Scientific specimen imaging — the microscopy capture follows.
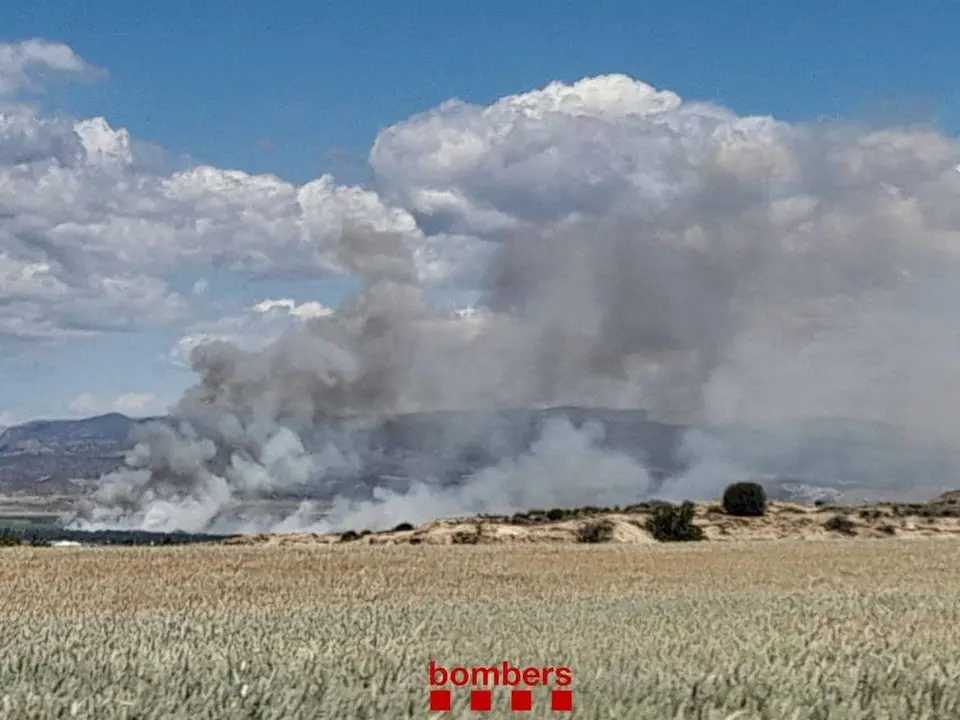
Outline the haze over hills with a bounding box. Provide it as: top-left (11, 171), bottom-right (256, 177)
top-left (1, 409), bottom-right (956, 515)
top-left (0, 414), bottom-right (168, 495)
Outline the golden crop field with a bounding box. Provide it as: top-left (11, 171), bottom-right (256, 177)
top-left (2, 540), bottom-right (960, 719)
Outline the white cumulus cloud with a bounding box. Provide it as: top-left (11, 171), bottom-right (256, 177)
top-left (0, 39), bottom-right (480, 344)
top-left (169, 297), bottom-right (338, 368)
top-left (0, 39), bottom-right (104, 97)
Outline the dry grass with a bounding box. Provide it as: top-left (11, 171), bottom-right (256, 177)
top-left (3, 540), bottom-right (960, 717)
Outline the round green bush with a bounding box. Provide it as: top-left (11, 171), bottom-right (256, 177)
top-left (645, 502), bottom-right (705, 542)
top-left (575, 519), bottom-right (615, 543)
top-left (722, 482), bottom-right (767, 517)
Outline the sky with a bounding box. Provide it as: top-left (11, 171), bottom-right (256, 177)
top-left (2, 0), bottom-right (960, 425)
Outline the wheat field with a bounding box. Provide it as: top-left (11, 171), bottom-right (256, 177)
top-left (2, 540), bottom-right (960, 718)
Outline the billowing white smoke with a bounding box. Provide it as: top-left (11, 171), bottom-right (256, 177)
top-left (68, 74), bottom-right (960, 533)
top-left (303, 419), bottom-right (655, 533)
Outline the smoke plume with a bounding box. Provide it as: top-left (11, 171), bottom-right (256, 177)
top-left (69, 75), bottom-right (960, 533)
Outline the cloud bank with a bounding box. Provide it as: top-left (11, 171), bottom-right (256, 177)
top-left (0, 39), bottom-right (104, 97)
top-left (4, 41), bottom-right (960, 531)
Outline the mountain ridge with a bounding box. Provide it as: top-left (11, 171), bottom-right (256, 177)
top-left (0, 409), bottom-right (956, 505)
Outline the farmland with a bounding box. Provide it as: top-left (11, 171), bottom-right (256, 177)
top-left (2, 539), bottom-right (960, 718)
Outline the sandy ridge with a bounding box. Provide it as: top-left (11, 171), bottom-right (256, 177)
top-left (223, 491), bottom-right (960, 547)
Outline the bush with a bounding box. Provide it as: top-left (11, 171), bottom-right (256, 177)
top-left (26, 532), bottom-right (51, 547)
top-left (0, 530), bottom-right (21, 547)
top-left (390, 522), bottom-right (414, 532)
top-left (824, 514), bottom-right (857, 536)
top-left (646, 502), bottom-right (705, 542)
top-left (575, 519), bottom-right (615, 543)
top-left (918, 503), bottom-right (960, 519)
top-left (451, 526), bottom-right (482, 544)
top-left (722, 482), bottom-right (767, 517)
top-left (339, 530), bottom-right (361, 543)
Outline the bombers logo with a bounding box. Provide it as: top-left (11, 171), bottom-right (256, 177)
top-left (428, 660), bottom-right (573, 712)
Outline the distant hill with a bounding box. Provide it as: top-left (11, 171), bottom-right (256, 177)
top-left (0, 413), bottom-right (168, 494)
top-left (0, 413), bottom-right (166, 456)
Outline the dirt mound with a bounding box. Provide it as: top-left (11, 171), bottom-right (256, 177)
top-left (222, 494), bottom-right (960, 547)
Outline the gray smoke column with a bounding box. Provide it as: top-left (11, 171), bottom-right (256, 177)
top-left (69, 76), bottom-right (960, 533)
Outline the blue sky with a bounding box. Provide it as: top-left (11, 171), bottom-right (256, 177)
top-left (8, 0), bottom-right (959, 181)
top-left (1, 0), bottom-right (960, 423)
